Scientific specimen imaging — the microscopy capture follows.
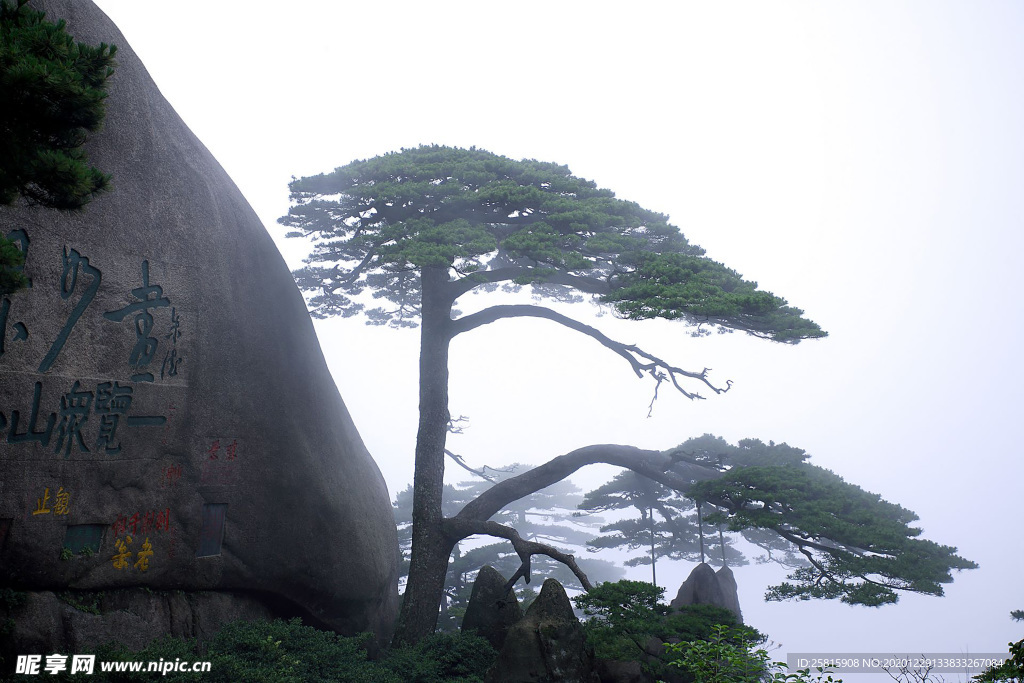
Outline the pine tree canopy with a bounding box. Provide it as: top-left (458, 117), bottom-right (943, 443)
top-left (686, 456), bottom-right (979, 606)
top-left (580, 470), bottom-right (745, 568)
top-left (1, 0), bottom-right (117, 296)
top-left (0, 0), bottom-right (116, 210)
top-left (576, 435), bottom-right (976, 607)
top-left (280, 145), bottom-right (826, 342)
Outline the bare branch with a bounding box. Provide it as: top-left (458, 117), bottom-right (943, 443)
top-left (442, 517), bottom-right (594, 593)
top-left (449, 304), bottom-right (731, 403)
top-left (647, 371), bottom-right (665, 417)
top-left (445, 449), bottom-right (497, 483)
top-left (447, 415), bottom-right (470, 435)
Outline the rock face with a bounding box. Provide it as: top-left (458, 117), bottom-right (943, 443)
top-left (594, 659), bottom-right (650, 683)
top-left (714, 565), bottom-right (743, 623)
top-left (486, 579), bottom-right (598, 683)
top-left (0, 0), bottom-right (398, 650)
top-left (669, 563), bottom-right (742, 623)
top-left (2, 589), bottom-right (277, 658)
top-left (462, 565), bottom-right (522, 651)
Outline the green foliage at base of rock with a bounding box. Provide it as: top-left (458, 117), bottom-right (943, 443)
top-left (381, 631), bottom-right (497, 683)
top-left (0, 588), bottom-right (26, 611)
top-left (201, 619), bottom-right (387, 683)
top-left (574, 579), bottom-right (759, 681)
top-left (665, 624), bottom-right (843, 683)
top-left (55, 590), bottom-right (102, 615)
top-left (4, 618), bottom-right (497, 683)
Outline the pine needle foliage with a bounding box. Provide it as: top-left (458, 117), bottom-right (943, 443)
top-left (0, 0), bottom-right (116, 209)
top-left (689, 460), bottom-right (978, 606)
top-left (0, 0), bottom-right (117, 294)
top-left (280, 145), bottom-right (825, 342)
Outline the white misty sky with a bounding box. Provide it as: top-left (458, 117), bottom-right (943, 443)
top-left (92, 1), bottom-right (1024, 679)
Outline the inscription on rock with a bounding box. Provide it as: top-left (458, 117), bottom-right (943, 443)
top-left (1, 230), bottom-right (188, 464)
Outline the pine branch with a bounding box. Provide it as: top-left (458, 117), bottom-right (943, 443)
top-left (446, 266), bottom-right (610, 299)
top-left (449, 304), bottom-right (731, 403)
top-left (444, 448), bottom-right (497, 483)
top-left (442, 517), bottom-right (594, 593)
top-left (454, 444), bottom-right (724, 526)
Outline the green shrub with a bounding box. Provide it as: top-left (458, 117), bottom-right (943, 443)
top-left (56, 590), bottom-right (101, 615)
top-left (663, 603), bottom-right (753, 642)
top-left (8, 618), bottom-right (498, 683)
top-left (574, 579), bottom-right (758, 681)
top-left (665, 624), bottom-right (769, 683)
top-left (665, 624), bottom-right (842, 683)
top-left (974, 637), bottom-right (1023, 683)
top-left (203, 619), bottom-right (390, 683)
top-left (382, 631), bottom-right (497, 683)
top-left (0, 588), bottom-right (26, 610)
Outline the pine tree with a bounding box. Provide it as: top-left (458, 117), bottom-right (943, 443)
top-left (580, 470), bottom-right (743, 586)
top-left (280, 145), bottom-right (971, 644)
top-left (1, 0), bottom-right (117, 294)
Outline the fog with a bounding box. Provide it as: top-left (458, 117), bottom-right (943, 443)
top-left (93, 2), bottom-right (1024, 679)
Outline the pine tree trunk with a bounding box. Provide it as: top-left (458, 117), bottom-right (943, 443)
top-left (697, 502), bottom-right (705, 564)
top-left (649, 505), bottom-right (657, 586)
top-left (393, 267), bottom-right (456, 646)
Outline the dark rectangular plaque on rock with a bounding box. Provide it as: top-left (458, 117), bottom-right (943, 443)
top-left (0, 518), bottom-right (12, 550)
top-left (196, 503), bottom-right (227, 557)
top-left (63, 524), bottom-right (105, 553)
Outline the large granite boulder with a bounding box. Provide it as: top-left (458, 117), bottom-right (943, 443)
top-left (669, 563), bottom-right (742, 623)
top-left (1, 588), bottom-right (277, 657)
top-left (486, 579), bottom-right (599, 683)
top-left (0, 0), bottom-right (398, 650)
top-left (462, 565), bottom-right (522, 651)
top-left (714, 565), bottom-right (743, 623)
